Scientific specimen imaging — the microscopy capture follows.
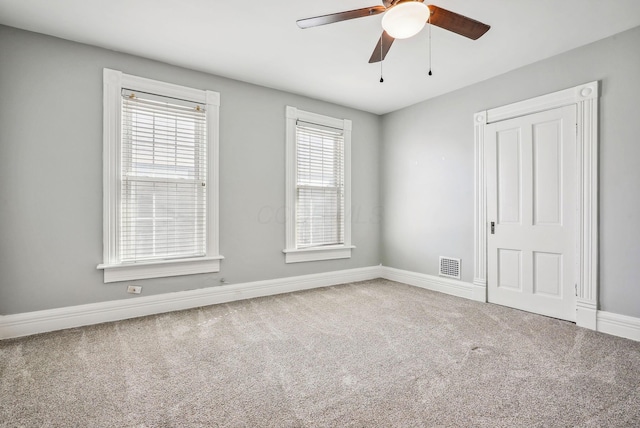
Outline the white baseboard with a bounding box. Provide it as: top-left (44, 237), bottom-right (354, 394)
top-left (381, 267), bottom-right (640, 342)
top-left (381, 266), bottom-right (483, 301)
top-left (597, 311), bottom-right (640, 342)
top-left (0, 265), bottom-right (382, 340)
top-left (576, 299), bottom-right (598, 330)
top-left (3, 264), bottom-right (639, 343)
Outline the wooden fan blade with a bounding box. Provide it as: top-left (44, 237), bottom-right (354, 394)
top-left (368, 31), bottom-right (395, 63)
top-left (297, 6), bottom-right (386, 29)
top-left (427, 5), bottom-right (490, 40)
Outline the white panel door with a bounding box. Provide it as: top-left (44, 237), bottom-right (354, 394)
top-left (486, 105), bottom-right (577, 321)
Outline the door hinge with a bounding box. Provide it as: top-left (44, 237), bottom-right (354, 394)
top-left (575, 283), bottom-right (578, 296)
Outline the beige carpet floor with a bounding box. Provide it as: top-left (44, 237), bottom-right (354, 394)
top-left (1, 279), bottom-right (640, 427)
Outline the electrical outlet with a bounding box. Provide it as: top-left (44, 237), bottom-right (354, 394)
top-left (127, 285), bottom-right (142, 294)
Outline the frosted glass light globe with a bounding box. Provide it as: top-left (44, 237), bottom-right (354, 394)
top-left (382, 2), bottom-right (430, 39)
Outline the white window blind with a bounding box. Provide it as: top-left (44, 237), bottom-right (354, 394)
top-left (120, 90), bottom-right (207, 262)
top-left (295, 121), bottom-right (344, 248)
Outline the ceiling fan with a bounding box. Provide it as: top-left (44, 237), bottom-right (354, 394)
top-left (297, 0), bottom-right (490, 63)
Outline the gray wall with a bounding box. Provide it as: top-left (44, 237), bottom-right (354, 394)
top-left (2, 23), bottom-right (639, 320)
top-left (0, 25), bottom-right (382, 315)
top-left (381, 25), bottom-right (640, 318)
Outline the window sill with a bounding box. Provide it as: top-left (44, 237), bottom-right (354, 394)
top-left (283, 245), bottom-right (354, 264)
top-left (97, 255), bottom-right (224, 283)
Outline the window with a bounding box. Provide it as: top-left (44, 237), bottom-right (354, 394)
top-left (98, 69), bottom-right (222, 282)
top-left (284, 106), bottom-right (354, 263)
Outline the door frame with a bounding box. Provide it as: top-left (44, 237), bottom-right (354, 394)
top-left (473, 81), bottom-right (599, 329)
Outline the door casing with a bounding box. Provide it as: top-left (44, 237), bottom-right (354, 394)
top-left (473, 81), bottom-right (599, 329)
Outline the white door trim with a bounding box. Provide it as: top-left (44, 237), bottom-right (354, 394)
top-left (474, 81), bottom-right (599, 329)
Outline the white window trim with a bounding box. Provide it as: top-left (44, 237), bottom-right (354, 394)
top-left (98, 69), bottom-right (223, 283)
top-left (284, 106), bottom-right (354, 263)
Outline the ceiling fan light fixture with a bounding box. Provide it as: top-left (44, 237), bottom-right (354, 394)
top-left (381, 1), bottom-right (430, 39)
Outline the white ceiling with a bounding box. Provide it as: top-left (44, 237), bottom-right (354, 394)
top-left (1, 0), bottom-right (639, 114)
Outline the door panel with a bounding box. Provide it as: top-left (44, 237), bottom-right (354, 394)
top-left (533, 120), bottom-right (562, 226)
top-left (533, 252), bottom-right (562, 297)
top-left (497, 128), bottom-right (522, 225)
top-left (486, 105), bottom-right (576, 321)
top-left (498, 249), bottom-right (522, 290)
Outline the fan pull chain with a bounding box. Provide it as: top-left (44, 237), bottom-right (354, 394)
top-left (379, 36), bottom-right (384, 83)
top-left (428, 13), bottom-right (433, 76)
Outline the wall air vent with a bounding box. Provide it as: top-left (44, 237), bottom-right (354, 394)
top-left (439, 256), bottom-right (461, 280)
